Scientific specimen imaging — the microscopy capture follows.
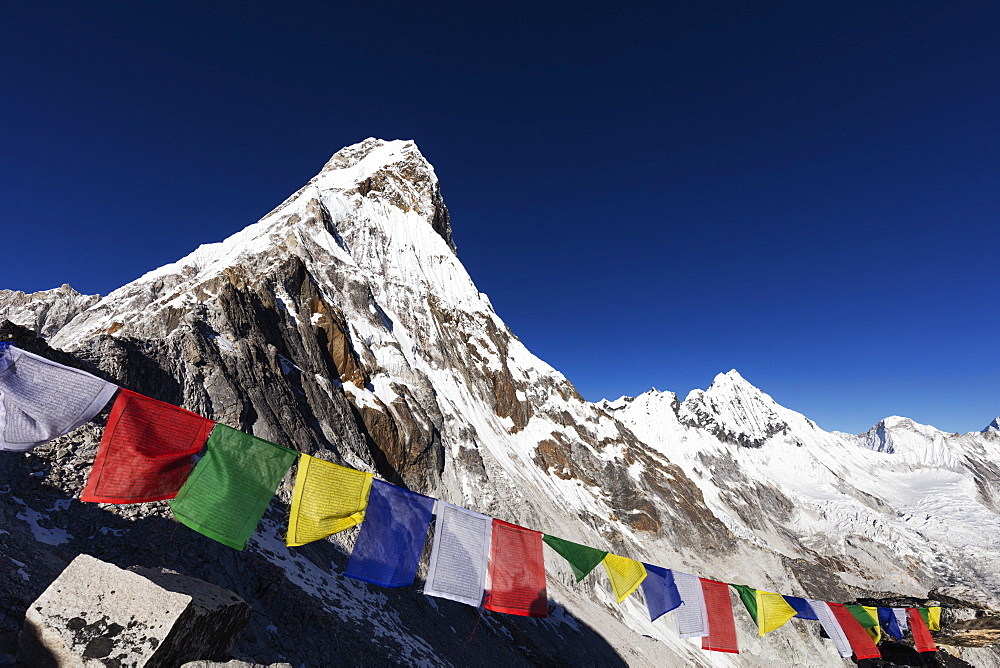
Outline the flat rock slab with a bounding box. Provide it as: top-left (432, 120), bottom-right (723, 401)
top-left (18, 554), bottom-right (250, 667)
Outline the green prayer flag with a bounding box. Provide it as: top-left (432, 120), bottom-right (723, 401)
top-left (918, 607), bottom-right (930, 626)
top-left (542, 534), bottom-right (607, 582)
top-left (169, 424), bottom-right (297, 550)
top-left (730, 584), bottom-right (759, 624)
top-left (845, 604), bottom-right (879, 628)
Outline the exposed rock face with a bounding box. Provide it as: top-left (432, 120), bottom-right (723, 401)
top-left (17, 554), bottom-right (250, 667)
top-left (0, 286), bottom-right (99, 339)
top-left (1, 138), bottom-right (998, 666)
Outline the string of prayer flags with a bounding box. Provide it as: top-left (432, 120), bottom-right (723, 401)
top-left (640, 564), bottom-right (681, 621)
top-left (756, 590), bottom-right (798, 636)
top-left (926, 606), bottom-right (941, 631)
top-left (168, 424), bottom-right (296, 550)
top-left (908, 608), bottom-right (938, 653)
top-left (730, 584), bottom-right (758, 624)
top-left (286, 454), bottom-right (373, 546)
top-left (700, 578), bottom-right (739, 654)
top-left (424, 501), bottom-right (492, 607)
top-left (878, 606), bottom-right (903, 641)
top-left (485, 520), bottom-right (547, 617)
top-left (673, 572), bottom-right (709, 638)
top-left (81, 389), bottom-right (214, 504)
top-left (810, 600), bottom-right (854, 659)
top-left (345, 480), bottom-right (435, 587)
top-left (828, 602), bottom-right (881, 660)
top-left (862, 605), bottom-right (882, 644)
top-left (601, 553), bottom-right (646, 603)
top-left (783, 596), bottom-right (818, 620)
top-left (541, 534), bottom-right (607, 582)
top-left (0, 345), bottom-right (117, 452)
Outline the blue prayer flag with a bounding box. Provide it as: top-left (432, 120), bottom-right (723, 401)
top-left (344, 480), bottom-right (435, 588)
top-left (783, 596), bottom-right (818, 620)
top-left (640, 563), bottom-right (682, 621)
top-left (878, 606), bottom-right (903, 641)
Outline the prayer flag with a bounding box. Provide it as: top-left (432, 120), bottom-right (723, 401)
top-left (286, 454), bottom-right (373, 546)
top-left (893, 607), bottom-right (909, 634)
top-left (345, 479), bottom-right (435, 587)
top-left (730, 584), bottom-right (758, 624)
top-left (424, 501), bottom-right (492, 607)
top-left (0, 345), bottom-right (117, 452)
top-left (485, 520), bottom-right (547, 617)
top-left (828, 602), bottom-right (881, 660)
top-left (81, 389), bottom-right (214, 503)
top-left (601, 553), bottom-right (646, 603)
top-left (640, 564), bottom-right (682, 621)
top-left (169, 425), bottom-right (296, 550)
top-left (878, 607), bottom-right (903, 641)
top-left (756, 590), bottom-right (798, 636)
top-left (810, 600), bottom-right (853, 659)
top-left (700, 578), bottom-right (739, 654)
top-left (918, 606), bottom-right (930, 626)
top-left (783, 596), bottom-right (818, 620)
top-left (673, 572), bottom-right (709, 638)
top-left (541, 534), bottom-right (607, 582)
top-left (907, 608), bottom-right (937, 653)
top-left (862, 605), bottom-right (882, 644)
top-left (846, 604), bottom-right (879, 628)
top-left (927, 606), bottom-right (941, 631)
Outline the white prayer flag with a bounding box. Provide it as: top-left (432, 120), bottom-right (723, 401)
top-left (672, 571), bottom-right (709, 638)
top-left (809, 599), bottom-right (853, 659)
top-left (0, 346), bottom-right (117, 452)
top-left (424, 501), bottom-right (492, 607)
top-left (893, 607), bottom-right (909, 634)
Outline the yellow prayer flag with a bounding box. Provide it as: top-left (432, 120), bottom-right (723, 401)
top-left (927, 606), bottom-right (941, 631)
top-left (755, 590), bottom-right (798, 636)
top-left (602, 553), bottom-right (647, 603)
top-left (286, 454), bottom-right (373, 547)
top-left (862, 606), bottom-right (882, 644)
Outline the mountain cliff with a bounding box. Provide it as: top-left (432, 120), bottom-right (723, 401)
top-left (2, 138), bottom-right (998, 666)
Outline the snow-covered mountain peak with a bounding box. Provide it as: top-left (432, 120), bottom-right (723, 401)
top-left (678, 369), bottom-right (796, 448)
top-left (861, 415), bottom-right (948, 454)
top-left (984, 417), bottom-right (1000, 433)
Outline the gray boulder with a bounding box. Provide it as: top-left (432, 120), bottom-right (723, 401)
top-left (17, 554), bottom-right (251, 667)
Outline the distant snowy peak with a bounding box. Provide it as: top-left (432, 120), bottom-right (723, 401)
top-left (860, 415), bottom-right (948, 454)
top-left (984, 417), bottom-right (1000, 433)
top-left (679, 370), bottom-right (797, 447)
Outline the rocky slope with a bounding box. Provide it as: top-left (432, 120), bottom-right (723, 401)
top-left (1, 138), bottom-right (998, 666)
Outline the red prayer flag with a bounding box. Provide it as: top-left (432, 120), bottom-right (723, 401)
top-left (828, 602), bottom-right (881, 660)
top-left (700, 578), bottom-right (739, 654)
top-left (484, 520), bottom-right (547, 617)
top-left (907, 608), bottom-right (937, 653)
top-left (81, 389), bottom-right (215, 503)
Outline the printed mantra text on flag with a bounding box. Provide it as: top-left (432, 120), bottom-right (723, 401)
top-left (701, 578), bottom-right (739, 654)
top-left (344, 480), bottom-right (435, 587)
top-left (0, 345), bottom-right (117, 452)
top-left (423, 501), bottom-right (492, 607)
top-left (485, 520), bottom-right (547, 617)
top-left (286, 454), bottom-right (373, 546)
top-left (168, 424), bottom-right (296, 550)
top-left (81, 389), bottom-right (215, 503)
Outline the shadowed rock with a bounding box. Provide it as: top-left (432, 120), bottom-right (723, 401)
top-left (17, 554), bottom-right (250, 667)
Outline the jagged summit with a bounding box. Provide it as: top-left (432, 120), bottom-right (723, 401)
top-left (860, 416), bottom-right (948, 454)
top-left (984, 417), bottom-right (1000, 433)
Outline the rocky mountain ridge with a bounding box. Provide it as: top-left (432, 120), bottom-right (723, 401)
top-left (2, 138), bottom-right (998, 666)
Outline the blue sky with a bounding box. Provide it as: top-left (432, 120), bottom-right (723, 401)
top-left (3, 2), bottom-right (998, 434)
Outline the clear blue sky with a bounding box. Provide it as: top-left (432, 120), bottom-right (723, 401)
top-left (3, 2), bottom-right (998, 434)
